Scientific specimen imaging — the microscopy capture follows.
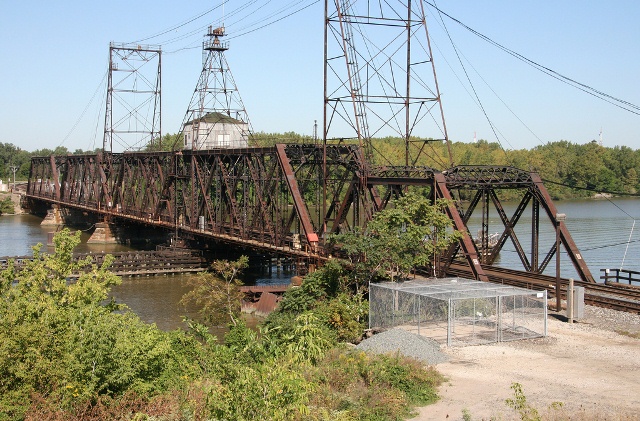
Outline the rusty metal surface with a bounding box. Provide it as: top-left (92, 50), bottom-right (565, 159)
top-left (26, 147), bottom-right (595, 284)
top-left (248, 291), bottom-right (280, 317)
top-left (26, 145), bottom-right (371, 258)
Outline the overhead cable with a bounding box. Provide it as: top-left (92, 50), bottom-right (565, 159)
top-left (423, 1), bottom-right (640, 116)
top-left (541, 178), bottom-right (640, 198)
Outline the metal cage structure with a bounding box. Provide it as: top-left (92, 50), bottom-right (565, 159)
top-left (369, 278), bottom-right (547, 346)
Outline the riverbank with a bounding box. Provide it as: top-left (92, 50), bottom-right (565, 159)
top-left (412, 306), bottom-right (640, 420)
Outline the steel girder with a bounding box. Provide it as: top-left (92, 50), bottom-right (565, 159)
top-left (437, 166), bottom-right (595, 283)
top-left (26, 145), bottom-right (373, 257)
top-left (26, 153), bottom-right (595, 282)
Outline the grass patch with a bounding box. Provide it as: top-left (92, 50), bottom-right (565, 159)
top-left (615, 330), bottom-right (640, 339)
top-left (307, 348), bottom-right (443, 420)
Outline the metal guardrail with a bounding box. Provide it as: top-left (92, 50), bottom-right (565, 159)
top-left (601, 268), bottom-right (640, 286)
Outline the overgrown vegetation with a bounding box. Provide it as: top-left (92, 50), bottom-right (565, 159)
top-left (0, 228), bottom-right (444, 420)
top-left (329, 192), bottom-right (462, 281)
top-left (180, 255), bottom-right (248, 327)
top-left (0, 196), bottom-right (14, 214)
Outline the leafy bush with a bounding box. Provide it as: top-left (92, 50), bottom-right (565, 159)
top-left (276, 259), bottom-right (343, 314)
top-left (330, 193), bottom-right (462, 282)
top-left (314, 292), bottom-right (369, 343)
top-left (267, 261), bottom-right (369, 345)
top-left (0, 230), bottom-right (443, 420)
top-left (205, 358), bottom-right (312, 420)
top-left (0, 197), bottom-right (14, 214)
top-left (180, 256), bottom-right (248, 327)
top-left (0, 230), bottom-right (196, 419)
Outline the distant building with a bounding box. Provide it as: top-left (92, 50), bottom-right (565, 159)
top-left (183, 112), bottom-right (249, 150)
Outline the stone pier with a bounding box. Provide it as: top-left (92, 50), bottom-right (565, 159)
top-left (87, 222), bottom-right (118, 244)
top-left (40, 206), bottom-right (64, 226)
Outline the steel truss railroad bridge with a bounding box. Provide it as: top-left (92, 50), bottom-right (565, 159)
top-left (24, 144), bottom-right (595, 285)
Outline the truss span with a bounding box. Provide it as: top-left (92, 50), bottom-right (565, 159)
top-left (25, 147), bottom-right (595, 283)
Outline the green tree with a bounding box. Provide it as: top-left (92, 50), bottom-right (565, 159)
top-left (181, 256), bottom-right (249, 327)
top-left (331, 192), bottom-right (462, 282)
top-left (145, 132), bottom-right (184, 151)
top-left (0, 197), bottom-right (14, 214)
top-left (0, 230), bottom-right (196, 418)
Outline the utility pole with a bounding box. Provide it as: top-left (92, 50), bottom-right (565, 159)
top-left (9, 164), bottom-right (18, 192)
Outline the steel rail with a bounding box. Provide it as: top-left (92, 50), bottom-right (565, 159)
top-left (446, 263), bottom-right (640, 314)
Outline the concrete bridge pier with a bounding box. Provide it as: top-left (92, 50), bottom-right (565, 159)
top-left (40, 205), bottom-right (64, 226)
top-left (87, 222), bottom-right (118, 244)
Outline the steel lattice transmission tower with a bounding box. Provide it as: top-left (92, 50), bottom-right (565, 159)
top-left (179, 26), bottom-right (252, 150)
top-left (104, 43), bottom-right (162, 152)
top-left (324, 0), bottom-right (452, 168)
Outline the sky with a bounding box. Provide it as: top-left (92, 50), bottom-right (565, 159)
top-left (1, 1), bottom-right (640, 153)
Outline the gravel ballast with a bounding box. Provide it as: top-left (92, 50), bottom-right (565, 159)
top-left (356, 328), bottom-right (448, 365)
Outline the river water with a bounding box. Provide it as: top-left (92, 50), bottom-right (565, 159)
top-left (1, 198), bottom-right (639, 329)
top-left (470, 197), bottom-right (640, 278)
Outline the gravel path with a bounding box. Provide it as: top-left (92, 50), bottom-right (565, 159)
top-left (410, 304), bottom-right (640, 421)
top-left (356, 328), bottom-right (448, 365)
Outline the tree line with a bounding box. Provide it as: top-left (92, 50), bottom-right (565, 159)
top-left (3, 134), bottom-right (638, 199)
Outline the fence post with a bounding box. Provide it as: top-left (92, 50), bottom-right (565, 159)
top-left (544, 290), bottom-right (548, 336)
top-left (417, 296), bottom-right (421, 335)
top-left (447, 298), bottom-right (452, 347)
top-left (497, 295), bottom-right (502, 342)
top-left (567, 278), bottom-right (574, 323)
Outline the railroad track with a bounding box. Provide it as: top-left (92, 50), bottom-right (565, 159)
top-left (1, 249), bottom-right (208, 278)
top-left (446, 263), bottom-right (640, 314)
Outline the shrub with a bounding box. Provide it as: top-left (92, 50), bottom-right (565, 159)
top-left (307, 349), bottom-right (443, 420)
top-left (0, 197), bottom-right (13, 214)
top-left (0, 230), bottom-right (198, 419)
top-left (314, 292), bottom-right (369, 343)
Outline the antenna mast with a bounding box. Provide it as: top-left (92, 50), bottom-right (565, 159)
top-left (178, 25), bottom-right (251, 150)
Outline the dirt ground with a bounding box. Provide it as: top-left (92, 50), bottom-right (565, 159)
top-left (412, 307), bottom-right (640, 421)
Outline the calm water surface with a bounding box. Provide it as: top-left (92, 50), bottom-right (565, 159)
top-left (2, 198), bottom-right (639, 329)
top-left (466, 197), bottom-right (640, 278)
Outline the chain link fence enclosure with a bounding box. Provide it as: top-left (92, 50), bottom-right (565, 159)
top-left (369, 278), bottom-right (547, 346)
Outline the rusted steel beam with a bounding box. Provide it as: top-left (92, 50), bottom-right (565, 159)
top-left (531, 173), bottom-right (595, 283)
top-left (96, 153), bottom-right (113, 210)
top-left (531, 196), bottom-right (540, 272)
top-left (488, 189), bottom-right (530, 269)
top-left (444, 166), bottom-right (532, 188)
top-left (433, 172), bottom-right (488, 282)
top-left (26, 148), bottom-right (595, 281)
top-left (276, 144), bottom-right (319, 247)
top-left (49, 155), bottom-right (61, 201)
